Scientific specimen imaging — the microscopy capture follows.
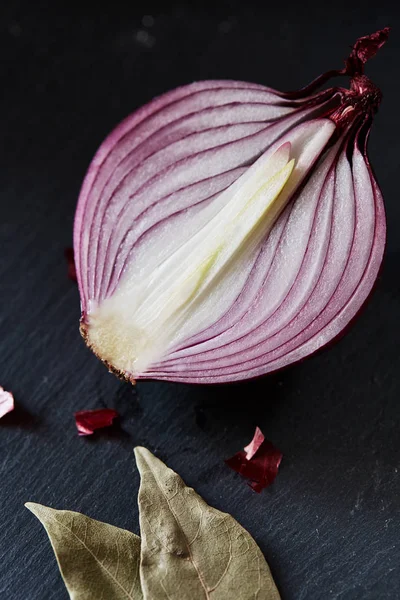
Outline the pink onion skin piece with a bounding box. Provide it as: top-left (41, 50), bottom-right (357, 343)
top-left (0, 387), bottom-right (14, 419)
top-left (244, 426), bottom-right (265, 460)
top-left (225, 427), bottom-right (283, 492)
top-left (74, 30), bottom-right (388, 385)
top-left (74, 408), bottom-right (119, 436)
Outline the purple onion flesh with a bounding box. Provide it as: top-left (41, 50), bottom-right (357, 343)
top-left (74, 29), bottom-right (389, 384)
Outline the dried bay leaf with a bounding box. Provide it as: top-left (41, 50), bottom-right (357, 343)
top-left (25, 450), bottom-right (281, 599)
top-left (135, 447), bottom-right (280, 600)
top-left (25, 503), bottom-right (143, 600)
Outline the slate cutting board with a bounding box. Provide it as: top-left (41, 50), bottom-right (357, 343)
top-left (1, 1), bottom-right (399, 598)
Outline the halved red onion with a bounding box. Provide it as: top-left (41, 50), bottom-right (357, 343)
top-left (74, 29), bottom-right (388, 384)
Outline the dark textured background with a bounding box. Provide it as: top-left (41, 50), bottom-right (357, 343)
top-left (1, 1), bottom-right (399, 599)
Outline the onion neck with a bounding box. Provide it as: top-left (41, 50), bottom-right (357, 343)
top-left (329, 75), bottom-right (382, 130)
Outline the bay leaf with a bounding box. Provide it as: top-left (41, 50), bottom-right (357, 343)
top-left (25, 503), bottom-right (143, 600)
top-left (134, 447), bottom-right (280, 600)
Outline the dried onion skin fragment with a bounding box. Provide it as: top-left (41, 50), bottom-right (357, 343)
top-left (74, 408), bottom-right (119, 436)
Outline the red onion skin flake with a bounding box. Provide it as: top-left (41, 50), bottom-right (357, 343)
top-left (226, 427), bottom-right (283, 493)
top-left (74, 29), bottom-right (389, 385)
top-left (74, 408), bottom-right (119, 436)
top-left (0, 387), bottom-right (14, 419)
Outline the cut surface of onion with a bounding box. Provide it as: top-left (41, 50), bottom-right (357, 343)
top-left (75, 30), bottom-right (388, 384)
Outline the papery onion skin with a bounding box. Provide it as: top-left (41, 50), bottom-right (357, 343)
top-left (0, 387), bottom-right (14, 419)
top-left (225, 427), bottom-right (283, 492)
top-left (74, 30), bottom-right (388, 384)
top-left (74, 408), bottom-right (119, 436)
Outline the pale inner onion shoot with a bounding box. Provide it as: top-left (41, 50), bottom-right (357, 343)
top-left (86, 120), bottom-right (335, 375)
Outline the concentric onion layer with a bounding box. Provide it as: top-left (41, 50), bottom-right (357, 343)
top-left (74, 80), bottom-right (385, 383)
top-left (149, 140), bottom-right (385, 382)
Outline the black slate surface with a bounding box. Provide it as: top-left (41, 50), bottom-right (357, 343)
top-left (1, 2), bottom-right (399, 599)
